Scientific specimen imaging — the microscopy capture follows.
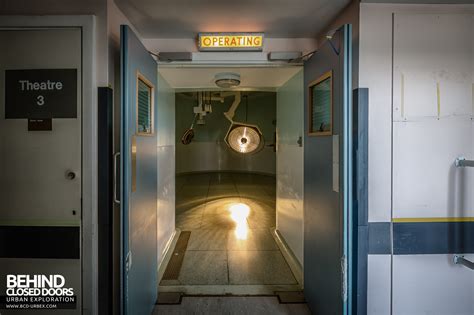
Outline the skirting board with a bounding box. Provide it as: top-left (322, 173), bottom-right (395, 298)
top-left (158, 228), bottom-right (181, 283)
top-left (271, 228), bottom-right (304, 286)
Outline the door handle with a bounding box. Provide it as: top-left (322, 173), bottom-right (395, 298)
top-left (114, 152), bottom-right (121, 204)
top-left (66, 171), bottom-right (76, 180)
top-left (455, 157), bottom-right (474, 168)
top-left (453, 255), bottom-right (474, 270)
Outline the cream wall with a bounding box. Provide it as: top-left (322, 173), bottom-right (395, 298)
top-left (276, 70), bottom-right (305, 266)
top-left (156, 73), bottom-right (176, 269)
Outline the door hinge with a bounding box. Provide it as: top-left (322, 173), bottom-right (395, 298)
top-left (125, 251), bottom-right (132, 273)
top-left (341, 255), bottom-right (348, 302)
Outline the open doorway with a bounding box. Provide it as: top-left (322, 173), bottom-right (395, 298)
top-left (157, 66), bottom-right (304, 295)
top-left (120, 24), bottom-right (353, 314)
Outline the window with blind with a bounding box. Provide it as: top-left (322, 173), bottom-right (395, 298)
top-left (308, 70), bottom-right (332, 136)
top-left (136, 76), bottom-right (153, 135)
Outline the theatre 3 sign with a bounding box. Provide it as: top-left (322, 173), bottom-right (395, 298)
top-left (198, 33), bottom-right (264, 51)
top-left (5, 69), bottom-right (77, 119)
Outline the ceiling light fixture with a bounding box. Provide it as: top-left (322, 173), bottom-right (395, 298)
top-left (215, 72), bottom-right (241, 88)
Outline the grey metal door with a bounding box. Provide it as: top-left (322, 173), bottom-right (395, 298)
top-left (120, 25), bottom-right (158, 315)
top-left (303, 24), bottom-right (353, 314)
top-left (0, 29), bottom-right (82, 314)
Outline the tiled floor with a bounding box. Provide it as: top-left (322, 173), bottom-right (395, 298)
top-left (160, 172), bottom-right (298, 290)
top-left (153, 296), bottom-right (311, 314)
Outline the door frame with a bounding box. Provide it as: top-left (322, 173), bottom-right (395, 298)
top-left (151, 46), bottom-right (358, 311)
top-left (158, 58), bottom-right (355, 298)
top-left (0, 15), bottom-right (97, 313)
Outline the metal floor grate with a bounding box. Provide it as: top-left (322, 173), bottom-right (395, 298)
top-left (161, 231), bottom-right (191, 281)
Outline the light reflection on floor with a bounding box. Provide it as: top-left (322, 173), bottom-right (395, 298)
top-left (161, 172), bottom-right (298, 288)
top-left (228, 203), bottom-right (250, 240)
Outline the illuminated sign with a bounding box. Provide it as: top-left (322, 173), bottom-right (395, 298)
top-left (198, 33), bottom-right (264, 51)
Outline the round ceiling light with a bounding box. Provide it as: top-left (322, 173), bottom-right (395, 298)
top-left (215, 72), bottom-right (241, 88)
top-left (225, 124), bottom-right (262, 154)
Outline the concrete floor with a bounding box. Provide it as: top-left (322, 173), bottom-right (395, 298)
top-left (153, 296), bottom-right (311, 314)
top-left (160, 172), bottom-right (299, 292)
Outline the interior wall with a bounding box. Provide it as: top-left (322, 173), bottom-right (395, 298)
top-left (360, 3), bottom-right (474, 315)
top-left (276, 70), bottom-right (304, 266)
top-left (156, 73), bottom-right (176, 267)
top-left (175, 92), bottom-right (277, 175)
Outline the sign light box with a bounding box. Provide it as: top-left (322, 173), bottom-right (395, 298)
top-left (198, 33), bottom-right (264, 51)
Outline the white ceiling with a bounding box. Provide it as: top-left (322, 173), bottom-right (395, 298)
top-left (114, 0), bottom-right (350, 38)
top-left (158, 66), bottom-right (302, 90)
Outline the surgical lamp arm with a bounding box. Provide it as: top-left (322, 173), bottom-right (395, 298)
top-left (222, 92), bottom-right (241, 123)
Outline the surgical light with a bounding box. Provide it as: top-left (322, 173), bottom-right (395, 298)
top-left (225, 123), bottom-right (263, 154)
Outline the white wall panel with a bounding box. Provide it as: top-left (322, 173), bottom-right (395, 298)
top-left (393, 255), bottom-right (474, 315)
top-left (367, 255), bottom-right (392, 315)
top-left (393, 118), bottom-right (474, 218)
top-left (156, 73), bottom-right (176, 266)
top-left (359, 4), bottom-right (393, 222)
top-left (393, 14), bottom-right (473, 121)
top-left (391, 13), bottom-right (474, 315)
top-left (276, 70), bottom-right (304, 266)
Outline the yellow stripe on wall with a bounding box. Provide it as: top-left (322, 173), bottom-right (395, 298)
top-left (393, 217), bottom-right (474, 223)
